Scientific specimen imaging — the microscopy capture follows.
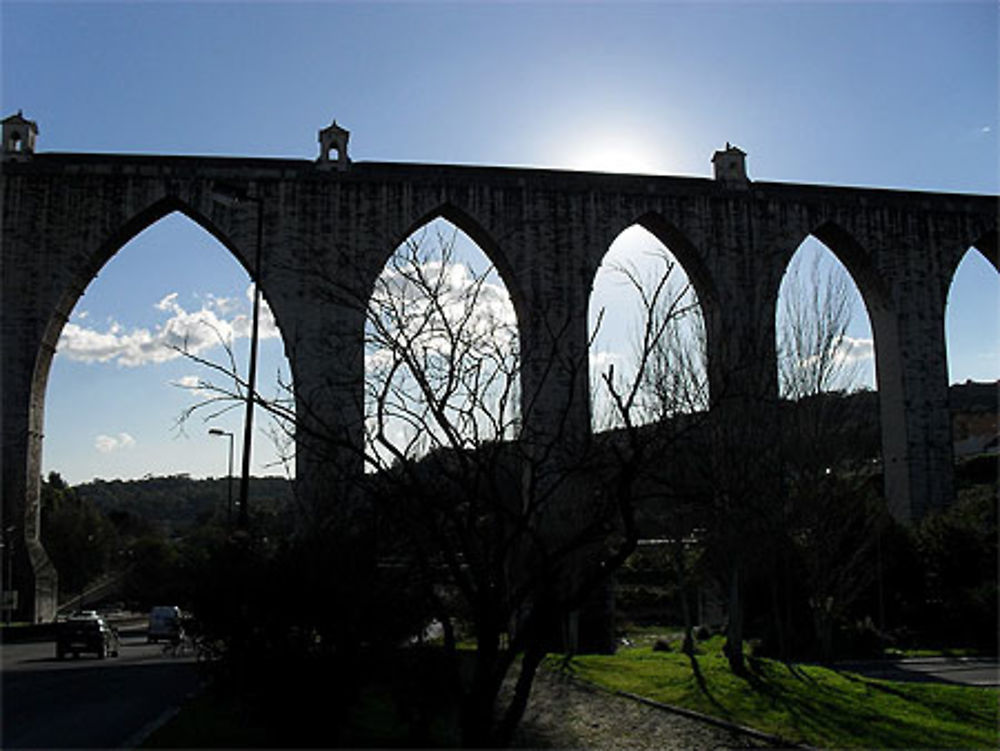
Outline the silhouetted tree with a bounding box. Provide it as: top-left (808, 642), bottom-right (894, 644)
top-left (40, 472), bottom-right (118, 599)
top-left (174, 227), bottom-right (685, 745)
top-left (776, 252), bottom-right (885, 661)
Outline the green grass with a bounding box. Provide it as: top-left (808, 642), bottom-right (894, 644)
top-left (142, 649), bottom-right (464, 748)
top-left (142, 689), bottom-right (274, 748)
top-left (554, 637), bottom-right (999, 749)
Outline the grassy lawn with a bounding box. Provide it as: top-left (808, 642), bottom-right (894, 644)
top-left (142, 689), bottom-right (276, 749)
top-left (142, 650), bottom-right (464, 749)
top-left (557, 636), bottom-right (999, 749)
top-left (144, 635), bottom-right (996, 749)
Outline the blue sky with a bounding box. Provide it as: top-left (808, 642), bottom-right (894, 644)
top-left (2, 1), bottom-right (997, 484)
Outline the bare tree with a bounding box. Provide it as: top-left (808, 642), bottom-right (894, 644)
top-left (591, 249), bottom-right (712, 655)
top-left (602, 246), bottom-right (881, 669)
top-left (776, 250), bottom-right (885, 661)
top-left (358, 229), bottom-right (699, 744)
top-left (777, 249), bottom-right (862, 401)
top-left (174, 227), bottom-right (689, 746)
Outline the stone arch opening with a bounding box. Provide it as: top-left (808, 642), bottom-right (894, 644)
top-left (38, 208), bottom-right (294, 516)
top-left (588, 221), bottom-right (710, 431)
top-left (970, 228), bottom-right (998, 274)
top-left (391, 203), bottom-right (525, 325)
top-left (945, 245), bottom-right (999, 461)
top-left (776, 234), bottom-right (877, 397)
top-left (363, 216), bottom-right (520, 469)
top-left (945, 244), bottom-right (1000, 384)
top-left (775, 234), bottom-right (882, 504)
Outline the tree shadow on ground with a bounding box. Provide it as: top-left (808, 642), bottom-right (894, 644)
top-left (838, 670), bottom-right (996, 726)
top-left (687, 652), bottom-right (728, 714)
top-left (739, 659), bottom-right (995, 749)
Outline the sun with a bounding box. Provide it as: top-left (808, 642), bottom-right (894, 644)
top-left (571, 144), bottom-right (657, 174)
top-left (560, 128), bottom-right (671, 175)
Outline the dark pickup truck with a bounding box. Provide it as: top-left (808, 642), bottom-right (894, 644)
top-left (55, 613), bottom-right (120, 659)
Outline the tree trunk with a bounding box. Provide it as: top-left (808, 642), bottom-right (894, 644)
top-left (811, 596), bottom-right (835, 663)
top-left (674, 546), bottom-right (695, 655)
top-left (460, 623), bottom-right (512, 747)
top-left (769, 575), bottom-right (786, 661)
top-left (723, 565), bottom-right (745, 674)
top-left (496, 642), bottom-right (546, 747)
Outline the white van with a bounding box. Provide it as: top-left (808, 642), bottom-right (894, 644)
top-left (147, 605), bottom-right (182, 643)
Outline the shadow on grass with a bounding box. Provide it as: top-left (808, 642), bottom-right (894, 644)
top-left (742, 660), bottom-right (997, 749)
top-left (839, 670), bottom-right (997, 726)
top-left (687, 652), bottom-right (728, 714)
top-left (784, 660), bottom-right (821, 688)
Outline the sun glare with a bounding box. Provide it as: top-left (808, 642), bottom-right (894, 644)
top-left (568, 144), bottom-right (658, 174)
top-left (558, 128), bottom-right (666, 175)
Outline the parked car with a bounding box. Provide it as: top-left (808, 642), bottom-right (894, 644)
top-left (56, 613), bottom-right (120, 659)
top-left (147, 605), bottom-right (183, 643)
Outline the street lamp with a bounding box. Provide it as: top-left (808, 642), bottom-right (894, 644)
top-left (209, 428), bottom-right (235, 525)
top-left (4, 525), bottom-right (15, 625)
top-left (211, 183), bottom-right (264, 530)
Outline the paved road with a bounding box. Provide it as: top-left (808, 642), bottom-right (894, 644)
top-left (2, 634), bottom-right (202, 749)
top-left (835, 656), bottom-right (1000, 687)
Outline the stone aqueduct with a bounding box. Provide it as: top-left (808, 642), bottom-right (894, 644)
top-left (2, 114), bottom-right (997, 622)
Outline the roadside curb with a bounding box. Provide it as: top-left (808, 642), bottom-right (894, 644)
top-left (119, 705), bottom-right (182, 750)
top-left (119, 682), bottom-right (206, 750)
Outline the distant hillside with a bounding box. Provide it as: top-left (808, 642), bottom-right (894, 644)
top-left (68, 382), bottom-right (994, 534)
top-left (949, 379), bottom-right (999, 413)
top-left (74, 474), bottom-right (294, 532)
top-left (950, 380), bottom-right (998, 457)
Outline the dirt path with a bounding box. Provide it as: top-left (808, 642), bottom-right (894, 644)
top-left (512, 669), bottom-right (772, 750)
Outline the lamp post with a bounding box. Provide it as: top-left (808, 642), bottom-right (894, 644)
top-left (5, 525), bottom-right (15, 625)
top-left (209, 428), bottom-right (235, 525)
top-left (211, 184), bottom-right (263, 530)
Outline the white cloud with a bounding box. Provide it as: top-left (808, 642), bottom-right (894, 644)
top-left (170, 374), bottom-right (214, 397)
top-left (95, 432), bottom-right (135, 453)
top-left (173, 374), bottom-right (202, 389)
top-left (368, 261), bottom-right (518, 363)
top-left (207, 293), bottom-right (239, 315)
top-left (834, 335), bottom-right (874, 364)
top-left (57, 289), bottom-right (280, 367)
top-left (155, 292), bottom-right (180, 312)
top-left (590, 349), bottom-right (625, 372)
top-left (233, 285), bottom-right (281, 342)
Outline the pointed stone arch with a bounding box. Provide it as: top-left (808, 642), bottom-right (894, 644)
top-left (39, 197), bottom-right (249, 364)
top-left (394, 202), bottom-right (523, 319)
top-left (945, 243), bottom-right (1000, 389)
top-left (809, 220), bottom-right (892, 322)
top-left (32, 196), bottom-right (293, 426)
top-left (632, 212), bottom-right (719, 405)
top-left (634, 211), bottom-right (719, 313)
top-left (966, 227), bottom-right (998, 275)
top-left (362, 209), bottom-right (522, 465)
top-left (776, 228), bottom-right (879, 396)
top-left (588, 215), bottom-right (712, 429)
top-left (31, 199), bottom-right (296, 525)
